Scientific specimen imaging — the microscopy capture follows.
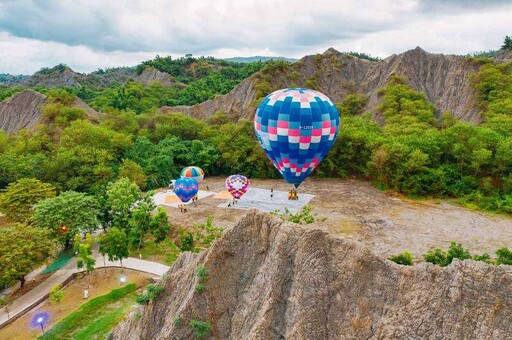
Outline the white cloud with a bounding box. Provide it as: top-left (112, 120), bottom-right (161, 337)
top-left (0, 32), bottom-right (161, 74)
top-left (0, 0), bottom-right (510, 74)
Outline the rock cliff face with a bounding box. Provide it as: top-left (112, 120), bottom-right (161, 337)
top-left (134, 67), bottom-right (185, 88)
top-left (0, 89), bottom-right (102, 135)
top-left (113, 211), bottom-right (512, 340)
top-left (160, 47), bottom-right (484, 123)
top-left (0, 90), bottom-right (47, 135)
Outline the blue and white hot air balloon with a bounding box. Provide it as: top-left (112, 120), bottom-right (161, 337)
top-left (254, 88), bottom-right (340, 188)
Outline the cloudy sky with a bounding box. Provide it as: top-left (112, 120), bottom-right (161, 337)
top-left (0, 0), bottom-right (511, 74)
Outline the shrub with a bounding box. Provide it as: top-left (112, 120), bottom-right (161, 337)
top-left (473, 253), bottom-right (492, 263)
top-left (423, 248), bottom-right (448, 266)
top-left (424, 241), bottom-right (472, 266)
top-left (195, 283), bottom-right (205, 294)
top-left (195, 265), bottom-right (208, 294)
top-left (446, 241), bottom-right (472, 263)
top-left (275, 205), bottom-right (316, 224)
top-left (389, 251), bottom-right (414, 266)
top-left (180, 231), bottom-right (195, 252)
top-left (496, 247), bottom-right (512, 265)
top-left (172, 317), bottom-right (181, 326)
top-left (49, 284), bottom-right (65, 303)
top-left (190, 319), bottom-right (212, 339)
top-left (136, 284), bottom-right (164, 305)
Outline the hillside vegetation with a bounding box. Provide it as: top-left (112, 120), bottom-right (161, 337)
top-left (0, 57), bottom-right (511, 214)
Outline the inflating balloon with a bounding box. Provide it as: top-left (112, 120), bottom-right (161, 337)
top-left (180, 166), bottom-right (204, 183)
top-left (225, 174), bottom-right (250, 199)
top-left (174, 177), bottom-right (198, 203)
top-left (254, 88), bottom-right (340, 188)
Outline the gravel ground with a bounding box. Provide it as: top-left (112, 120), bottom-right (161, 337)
top-left (161, 177), bottom-right (512, 260)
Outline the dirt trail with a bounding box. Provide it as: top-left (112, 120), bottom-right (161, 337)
top-left (164, 177), bottom-right (512, 260)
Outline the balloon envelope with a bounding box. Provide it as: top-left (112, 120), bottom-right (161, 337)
top-left (225, 174), bottom-right (250, 199)
top-left (254, 88), bottom-right (340, 188)
top-left (174, 177), bottom-right (198, 203)
top-left (180, 166), bottom-right (204, 183)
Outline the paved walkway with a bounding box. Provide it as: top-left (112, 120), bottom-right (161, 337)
top-left (0, 254), bottom-right (170, 328)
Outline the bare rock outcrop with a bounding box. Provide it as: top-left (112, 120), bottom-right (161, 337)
top-left (134, 67), bottom-right (185, 88)
top-left (159, 47), bottom-right (484, 123)
top-left (113, 211), bottom-right (512, 339)
top-left (0, 89), bottom-right (102, 135)
top-left (0, 90), bottom-right (47, 134)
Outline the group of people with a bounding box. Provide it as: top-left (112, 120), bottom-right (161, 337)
top-left (178, 204), bottom-right (188, 212)
top-left (288, 189), bottom-right (299, 200)
top-left (227, 198), bottom-right (237, 207)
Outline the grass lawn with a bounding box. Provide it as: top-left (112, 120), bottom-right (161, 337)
top-left (39, 284), bottom-right (137, 340)
top-left (0, 269), bottom-right (150, 340)
top-left (129, 237), bottom-right (182, 266)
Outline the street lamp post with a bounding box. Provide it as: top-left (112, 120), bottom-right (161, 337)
top-left (37, 317), bottom-right (45, 333)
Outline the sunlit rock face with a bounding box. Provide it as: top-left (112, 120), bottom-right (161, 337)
top-left (113, 211), bottom-right (512, 340)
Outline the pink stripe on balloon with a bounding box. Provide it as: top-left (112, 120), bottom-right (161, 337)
top-left (268, 127), bottom-right (277, 134)
top-left (277, 121), bottom-right (289, 128)
top-left (322, 121), bottom-right (330, 128)
top-left (288, 129), bottom-right (300, 136)
top-left (299, 136), bottom-right (311, 143)
top-left (312, 129), bottom-right (322, 136)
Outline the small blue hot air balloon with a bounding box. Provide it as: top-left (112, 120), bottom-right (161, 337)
top-left (254, 88), bottom-right (340, 188)
top-left (174, 177), bottom-right (198, 203)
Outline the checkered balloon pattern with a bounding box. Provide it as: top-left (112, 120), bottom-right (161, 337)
top-left (174, 177), bottom-right (199, 203)
top-left (180, 166), bottom-right (204, 183)
top-left (226, 174), bottom-right (250, 199)
top-left (254, 88), bottom-right (340, 188)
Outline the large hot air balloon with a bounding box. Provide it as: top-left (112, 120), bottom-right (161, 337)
top-left (180, 166), bottom-right (204, 183)
top-left (225, 174), bottom-right (250, 199)
top-left (174, 177), bottom-right (198, 203)
top-left (254, 88), bottom-right (340, 188)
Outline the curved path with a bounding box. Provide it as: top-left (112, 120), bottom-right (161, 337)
top-left (0, 255), bottom-right (170, 328)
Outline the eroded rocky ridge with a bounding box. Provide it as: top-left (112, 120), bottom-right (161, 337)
top-left (0, 89), bottom-right (101, 135)
top-left (113, 211), bottom-right (512, 339)
top-left (160, 47), bottom-right (484, 123)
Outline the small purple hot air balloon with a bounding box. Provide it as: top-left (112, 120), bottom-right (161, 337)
top-left (226, 174), bottom-right (250, 199)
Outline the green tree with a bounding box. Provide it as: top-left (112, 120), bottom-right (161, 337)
top-left (389, 251), bottom-right (414, 266)
top-left (0, 224), bottom-right (56, 287)
top-left (128, 195), bottom-right (155, 249)
top-left (0, 178), bottom-right (56, 223)
top-left (106, 178), bottom-right (142, 229)
top-left (496, 247), bottom-right (512, 265)
top-left (502, 36), bottom-right (512, 50)
top-left (150, 207), bottom-right (171, 243)
top-left (49, 284), bottom-right (65, 303)
top-left (32, 191), bottom-right (100, 248)
top-left (98, 227), bottom-right (129, 269)
top-left (119, 159), bottom-right (147, 190)
top-left (73, 233), bottom-right (96, 273)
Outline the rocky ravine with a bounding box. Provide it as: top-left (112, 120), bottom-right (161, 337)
top-left (160, 47), bottom-right (483, 123)
top-left (113, 211), bottom-right (512, 340)
top-left (0, 89), bottom-right (102, 135)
